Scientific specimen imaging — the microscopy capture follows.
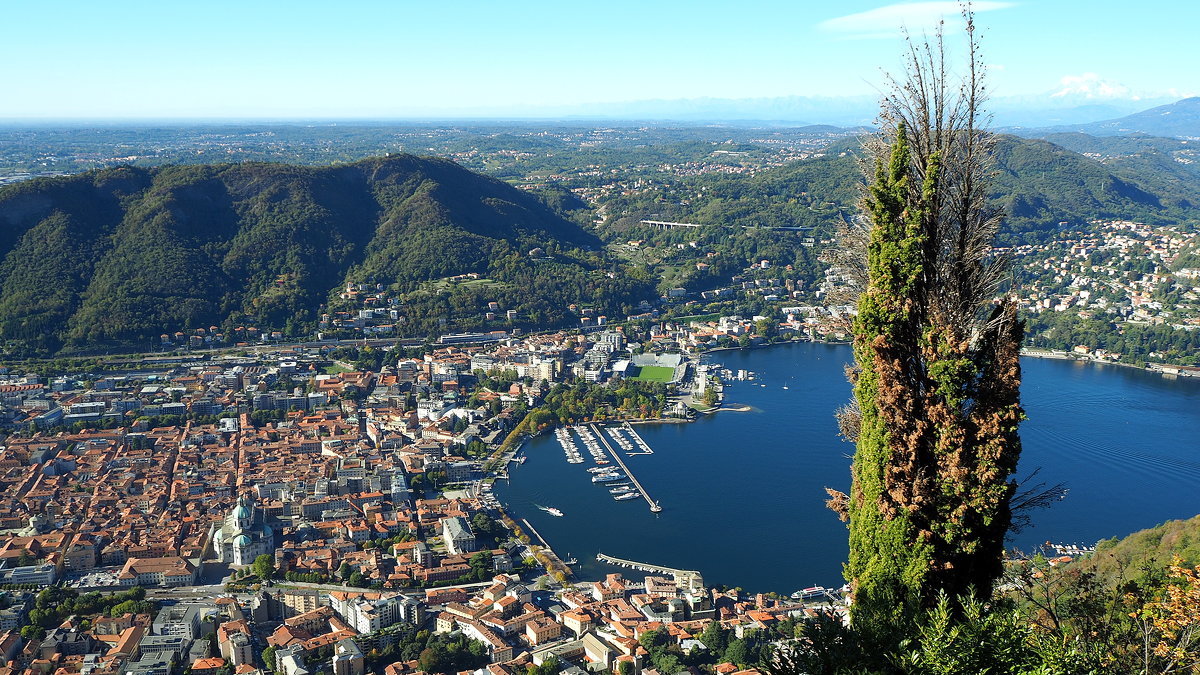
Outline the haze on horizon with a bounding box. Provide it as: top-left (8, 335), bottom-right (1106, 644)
top-left (2, 0), bottom-right (1195, 122)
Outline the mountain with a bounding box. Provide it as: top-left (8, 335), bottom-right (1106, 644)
top-left (1013, 97), bottom-right (1200, 139)
top-left (0, 156), bottom-right (651, 355)
top-left (659, 134), bottom-right (1200, 244)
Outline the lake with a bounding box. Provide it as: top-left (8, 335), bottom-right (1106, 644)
top-left (492, 343), bottom-right (1200, 594)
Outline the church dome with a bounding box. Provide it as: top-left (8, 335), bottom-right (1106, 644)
top-left (234, 533), bottom-right (252, 548)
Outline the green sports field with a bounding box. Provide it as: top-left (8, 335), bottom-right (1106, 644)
top-left (631, 365), bottom-right (676, 382)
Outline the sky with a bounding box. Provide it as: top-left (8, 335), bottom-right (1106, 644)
top-left (1, 0), bottom-right (1195, 120)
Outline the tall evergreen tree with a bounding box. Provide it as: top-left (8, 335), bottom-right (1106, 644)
top-left (831, 13), bottom-right (1025, 641)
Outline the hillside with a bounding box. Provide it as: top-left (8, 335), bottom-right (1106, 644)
top-left (635, 134), bottom-right (1200, 244)
top-left (0, 156), bottom-right (652, 355)
top-left (1080, 514), bottom-right (1200, 583)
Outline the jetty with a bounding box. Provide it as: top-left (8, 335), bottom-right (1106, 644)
top-left (522, 518), bottom-right (573, 577)
top-left (596, 552), bottom-right (704, 593)
top-left (590, 424), bottom-right (662, 513)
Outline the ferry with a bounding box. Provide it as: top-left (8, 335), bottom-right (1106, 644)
top-left (614, 492), bottom-right (639, 501)
top-left (791, 586), bottom-right (827, 600)
top-left (536, 505), bottom-right (565, 517)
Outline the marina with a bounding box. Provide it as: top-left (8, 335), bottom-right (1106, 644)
top-left (555, 427), bottom-right (584, 464)
top-left (590, 423), bottom-right (662, 513)
top-left (496, 343), bottom-right (1200, 593)
top-left (614, 422), bottom-right (653, 456)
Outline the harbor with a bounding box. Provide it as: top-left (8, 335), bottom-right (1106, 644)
top-left (547, 421), bottom-right (663, 512)
top-left (495, 342), bottom-right (1200, 593)
top-left (590, 423), bottom-right (662, 512)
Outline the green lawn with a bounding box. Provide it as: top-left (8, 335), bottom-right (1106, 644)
top-left (631, 365), bottom-right (676, 382)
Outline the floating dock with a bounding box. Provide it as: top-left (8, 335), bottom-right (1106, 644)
top-left (622, 422), bottom-right (654, 454)
top-left (590, 424), bottom-right (662, 513)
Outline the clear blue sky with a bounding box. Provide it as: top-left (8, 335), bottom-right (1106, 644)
top-left (2, 0), bottom-right (1194, 118)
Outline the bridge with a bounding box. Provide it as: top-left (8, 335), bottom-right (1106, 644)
top-left (639, 219), bottom-right (814, 232)
top-left (596, 553), bottom-right (705, 593)
top-left (639, 220), bottom-right (704, 230)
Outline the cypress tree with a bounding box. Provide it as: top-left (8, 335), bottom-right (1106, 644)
top-left (835, 15), bottom-right (1025, 641)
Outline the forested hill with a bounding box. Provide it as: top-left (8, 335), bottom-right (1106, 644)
top-left (626, 134), bottom-right (1200, 245)
top-left (0, 155), bottom-right (651, 355)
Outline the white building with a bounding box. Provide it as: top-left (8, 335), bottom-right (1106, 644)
top-left (210, 494), bottom-right (274, 566)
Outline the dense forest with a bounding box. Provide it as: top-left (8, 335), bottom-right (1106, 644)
top-left (0, 155), bottom-right (653, 355)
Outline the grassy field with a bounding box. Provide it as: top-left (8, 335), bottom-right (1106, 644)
top-left (631, 365), bottom-right (676, 382)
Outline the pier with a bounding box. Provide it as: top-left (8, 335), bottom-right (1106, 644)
top-left (590, 424), bottom-right (662, 513)
top-left (596, 552), bottom-right (704, 593)
top-left (522, 518), bottom-right (573, 578)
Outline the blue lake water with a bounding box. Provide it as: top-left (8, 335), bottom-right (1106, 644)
top-left (492, 343), bottom-right (1200, 594)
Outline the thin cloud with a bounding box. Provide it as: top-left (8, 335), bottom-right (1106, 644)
top-left (1052, 73), bottom-right (1130, 100)
top-left (820, 1), bottom-right (1015, 37)
top-left (1048, 74), bottom-right (1195, 103)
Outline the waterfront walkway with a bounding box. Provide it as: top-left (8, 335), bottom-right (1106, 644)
top-left (522, 518), bottom-right (573, 578)
top-left (590, 424), bottom-right (661, 513)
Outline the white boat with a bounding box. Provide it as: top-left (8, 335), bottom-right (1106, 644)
top-left (614, 492), bottom-right (639, 501)
top-left (793, 586), bottom-right (826, 600)
top-left (592, 473), bottom-right (624, 483)
top-left (536, 505), bottom-right (564, 517)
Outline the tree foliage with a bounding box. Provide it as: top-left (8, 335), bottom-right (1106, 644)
top-left (0, 156), bottom-right (652, 355)
top-left (838, 15), bottom-right (1025, 645)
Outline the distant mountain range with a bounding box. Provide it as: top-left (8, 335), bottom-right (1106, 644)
top-left (1009, 97), bottom-right (1200, 139)
top-left (484, 93), bottom-right (1190, 130)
